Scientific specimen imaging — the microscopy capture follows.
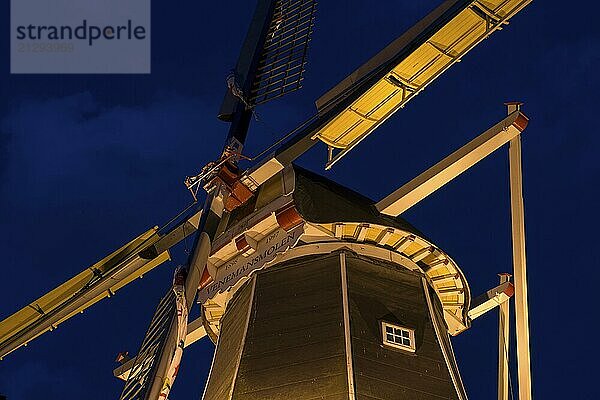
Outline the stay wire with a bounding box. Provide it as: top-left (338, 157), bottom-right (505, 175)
top-left (248, 111), bottom-right (319, 161)
top-left (499, 306), bottom-right (516, 400)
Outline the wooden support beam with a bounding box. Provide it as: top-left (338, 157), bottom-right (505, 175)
top-left (468, 281), bottom-right (514, 320)
top-left (507, 102), bottom-right (532, 400)
top-left (376, 110), bottom-right (529, 216)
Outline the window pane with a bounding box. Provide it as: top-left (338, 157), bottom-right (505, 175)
top-left (382, 322), bottom-right (414, 351)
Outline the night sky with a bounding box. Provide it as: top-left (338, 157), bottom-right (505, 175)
top-left (0, 1), bottom-right (597, 398)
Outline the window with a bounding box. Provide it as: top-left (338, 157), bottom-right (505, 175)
top-left (381, 321), bottom-right (415, 352)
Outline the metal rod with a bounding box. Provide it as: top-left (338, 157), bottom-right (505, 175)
top-left (498, 273), bottom-right (511, 400)
top-left (506, 102), bottom-right (532, 400)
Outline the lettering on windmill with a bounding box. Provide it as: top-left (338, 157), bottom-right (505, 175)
top-left (199, 227), bottom-right (303, 302)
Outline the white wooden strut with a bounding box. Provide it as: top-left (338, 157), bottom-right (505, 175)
top-left (506, 102), bottom-right (532, 400)
top-left (376, 110), bottom-right (529, 216)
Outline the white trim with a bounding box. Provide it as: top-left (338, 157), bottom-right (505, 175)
top-left (275, 241), bottom-right (422, 273)
top-left (339, 252), bottom-right (356, 400)
top-left (201, 316), bottom-right (221, 400)
top-left (209, 216), bottom-right (471, 335)
top-left (509, 134), bottom-right (532, 400)
top-left (381, 321), bottom-right (416, 352)
top-left (227, 276), bottom-right (256, 400)
top-left (422, 277), bottom-right (467, 400)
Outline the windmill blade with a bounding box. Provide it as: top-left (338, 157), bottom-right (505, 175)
top-left (249, 0), bottom-right (317, 106)
top-left (121, 192), bottom-right (221, 400)
top-left (119, 2), bottom-right (316, 397)
top-left (119, 287), bottom-right (177, 400)
top-left (314, 0), bottom-right (532, 168)
top-left (0, 210), bottom-right (202, 359)
top-left (239, 0), bottom-right (532, 190)
top-left (114, 316), bottom-right (206, 381)
top-left (218, 0), bottom-right (317, 121)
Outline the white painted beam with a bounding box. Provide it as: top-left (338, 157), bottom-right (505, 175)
top-left (468, 281), bottom-right (514, 321)
top-left (376, 111), bottom-right (529, 216)
top-left (507, 104), bottom-right (532, 400)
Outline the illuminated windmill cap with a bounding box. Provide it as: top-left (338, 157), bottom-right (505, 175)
top-left (202, 165), bottom-right (470, 336)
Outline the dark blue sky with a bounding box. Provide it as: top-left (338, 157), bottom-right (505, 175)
top-left (0, 1), bottom-right (597, 398)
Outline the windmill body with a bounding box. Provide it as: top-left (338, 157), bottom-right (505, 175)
top-left (0, 1), bottom-right (535, 399)
top-left (200, 165), bottom-right (469, 399)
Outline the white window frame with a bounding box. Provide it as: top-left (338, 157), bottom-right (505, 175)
top-left (381, 321), bottom-right (416, 352)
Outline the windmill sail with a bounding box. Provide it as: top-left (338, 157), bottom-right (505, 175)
top-left (0, 211), bottom-right (202, 359)
top-left (313, 0), bottom-right (532, 167)
top-left (119, 289), bottom-right (177, 400)
top-left (249, 0), bottom-right (317, 106)
top-left (119, 268), bottom-right (189, 400)
top-left (239, 0), bottom-right (532, 192)
top-left (119, 1), bottom-right (305, 397)
top-left (218, 0), bottom-right (316, 120)
top-left (0, 228), bottom-right (166, 359)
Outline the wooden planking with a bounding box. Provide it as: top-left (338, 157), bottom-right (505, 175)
top-left (240, 336), bottom-right (343, 367)
top-left (242, 318), bottom-right (343, 357)
top-left (345, 254), bottom-right (461, 399)
top-left (231, 253), bottom-right (349, 399)
top-left (351, 336), bottom-right (450, 381)
top-left (425, 284), bottom-right (468, 398)
top-left (202, 280), bottom-right (254, 400)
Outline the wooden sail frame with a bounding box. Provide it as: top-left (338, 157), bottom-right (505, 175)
top-left (312, 0), bottom-right (532, 168)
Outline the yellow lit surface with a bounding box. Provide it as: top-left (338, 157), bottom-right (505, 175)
top-left (314, 0), bottom-right (531, 155)
top-left (0, 228), bottom-right (168, 353)
top-left (364, 229), bottom-right (380, 242)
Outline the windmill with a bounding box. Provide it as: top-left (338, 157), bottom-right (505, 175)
top-left (0, 1), bottom-right (535, 399)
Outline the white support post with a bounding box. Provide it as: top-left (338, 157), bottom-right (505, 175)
top-left (506, 102), bottom-right (532, 400)
top-left (498, 273), bottom-right (511, 400)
